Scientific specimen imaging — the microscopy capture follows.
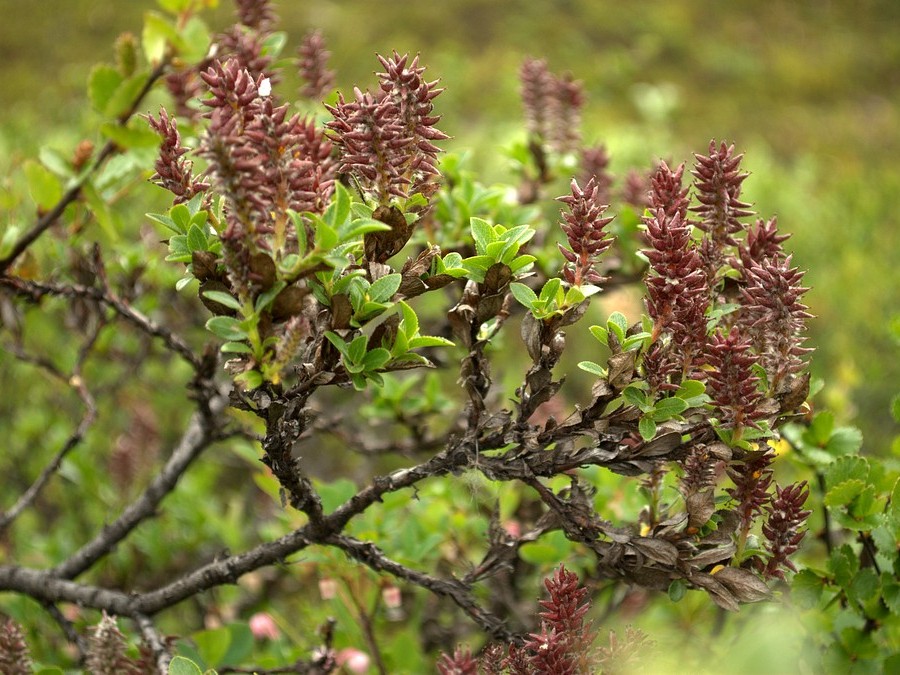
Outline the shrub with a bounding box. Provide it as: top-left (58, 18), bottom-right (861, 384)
top-left (0, 1), bottom-right (896, 672)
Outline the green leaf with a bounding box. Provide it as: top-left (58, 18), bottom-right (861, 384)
top-left (324, 332), bottom-right (349, 357)
top-left (100, 121), bottom-right (161, 149)
top-left (828, 544), bottom-right (859, 588)
top-left (314, 216), bottom-right (339, 251)
top-left (675, 379), bottom-right (709, 407)
top-left (882, 574), bottom-right (900, 614)
top-left (791, 569), bottom-right (828, 609)
top-left (255, 281), bottom-right (287, 313)
top-left (608, 311), bottom-right (628, 337)
top-left (847, 567), bottom-right (880, 607)
top-left (824, 479), bottom-right (866, 507)
top-left (220, 341), bottom-right (253, 354)
top-left (539, 277), bottom-right (562, 304)
top-left (187, 223), bottom-right (208, 252)
top-left (470, 217), bottom-right (495, 254)
top-left (235, 369), bottom-right (263, 390)
top-left (652, 396), bottom-right (689, 420)
top-left (589, 325), bottom-right (609, 346)
top-left (362, 347), bottom-right (392, 371)
top-left (176, 16), bottom-right (211, 63)
top-left (347, 334), bottom-right (368, 364)
top-left (889, 478), bottom-right (900, 522)
top-left (143, 11), bottom-right (176, 65)
top-left (509, 282), bottom-right (537, 308)
top-left (622, 386), bottom-right (648, 410)
top-left (639, 415), bottom-right (657, 441)
top-left (147, 211), bottom-right (183, 235)
top-left (206, 316), bottom-right (247, 341)
top-left (192, 627), bottom-right (230, 668)
top-left (261, 30), bottom-right (288, 58)
top-left (369, 273), bottom-right (402, 303)
top-left (168, 656), bottom-right (204, 675)
top-left (508, 254), bottom-right (536, 274)
top-left (408, 335), bottom-right (454, 349)
top-left (88, 64), bottom-right (123, 113)
top-left (668, 579), bottom-right (687, 602)
top-left (809, 411), bottom-right (835, 445)
top-left (24, 160), bottom-right (62, 209)
top-left (577, 361), bottom-right (606, 377)
top-left (826, 427), bottom-right (863, 456)
top-left (398, 301), bottom-right (419, 338)
top-left (317, 478), bottom-right (357, 512)
top-left (39, 147), bottom-right (75, 178)
top-left (201, 290), bottom-right (241, 311)
top-left (104, 72), bottom-right (150, 119)
top-left (825, 456), bottom-right (869, 490)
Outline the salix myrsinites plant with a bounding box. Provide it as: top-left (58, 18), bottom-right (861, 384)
top-left (10, 0), bottom-right (883, 671)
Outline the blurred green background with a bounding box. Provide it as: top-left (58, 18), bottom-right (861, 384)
top-left (1, 0), bottom-right (897, 450)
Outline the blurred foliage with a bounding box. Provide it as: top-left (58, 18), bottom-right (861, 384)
top-left (2, 0), bottom-right (897, 451)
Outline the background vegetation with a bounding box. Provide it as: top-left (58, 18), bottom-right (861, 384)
top-left (2, 0), bottom-right (897, 449)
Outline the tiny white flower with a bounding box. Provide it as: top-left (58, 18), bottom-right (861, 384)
top-left (259, 78), bottom-right (272, 98)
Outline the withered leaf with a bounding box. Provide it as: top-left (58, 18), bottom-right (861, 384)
top-left (688, 544), bottom-right (735, 568)
top-left (330, 293), bottom-right (352, 330)
top-left (607, 350), bottom-right (636, 389)
top-left (370, 314), bottom-right (399, 350)
top-left (521, 313), bottom-right (544, 362)
top-left (630, 537), bottom-right (680, 565)
top-left (711, 566), bottom-right (771, 603)
top-left (635, 431), bottom-right (682, 458)
top-left (482, 262), bottom-right (512, 295)
top-left (249, 252), bottom-right (276, 290)
top-left (192, 250), bottom-right (219, 282)
top-left (423, 273), bottom-right (455, 291)
top-left (778, 371), bottom-right (810, 414)
top-left (366, 205), bottom-right (411, 263)
top-left (398, 274), bottom-right (428, 298)
top-left (271, 285), bottom-right (308, 321)
top-left (690, 572), bottom-right (740, 612)
top-left (686, 490), bottom-right (716, 529)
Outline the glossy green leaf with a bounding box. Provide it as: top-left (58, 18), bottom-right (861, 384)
top-left (201, 290), bottom-right (241, 311)
top-left (408, 335), bottom-right (454, 349)
top-left (168, 656), bottom-right (204, 675)
top-left (638, 415), bottom-right (657, 441)
top-left (668, 579), bottom-right (687, 602)
top-left (206, 316), bottom-right (247, 341)
top-left (369, 273), bottom-right (402, 303)
top-left (220, 341), bottom-right (252, 354)
top-left (187, 223), bottom-right (208, 252)
top-left (577, 361), bottom-right (606, 377)
top-left (509, 281), bottom-right (537, 308)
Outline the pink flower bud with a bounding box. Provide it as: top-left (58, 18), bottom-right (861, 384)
top-left (319, 577), bottom-right (337, 600)
top-left (249, 612), bottom-right (279, 640)
top-left (382, 585), bottom-right (402, 609)
top-left (337, 647), bottom-right (371, 674)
